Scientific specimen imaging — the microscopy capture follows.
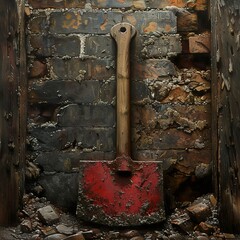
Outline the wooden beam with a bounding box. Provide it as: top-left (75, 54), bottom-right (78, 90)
top-left (0, 0), bottom-right (26, 225)
top-left (212, 0), bottom-right (240, 233)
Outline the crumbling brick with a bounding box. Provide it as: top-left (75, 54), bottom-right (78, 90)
top-left (29, 80), bottom-right (100, 104)
top-left (133, 59), bottom-right (176, 80)
top-left (29, 35), bottom-right (81, 57)
top-left (187, 203), bottom-right (211, 223)
top-left (50, 58), bottom-right (114, 81)
top-left (189, 32), bottom-right (211, 53)
top-left (56, 104), bottom-right (115, 127)
top-left (147, 0), bottom-right (207, 11)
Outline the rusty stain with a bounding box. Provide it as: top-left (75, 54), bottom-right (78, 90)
top-left (117, 0), bottom-right (126, 3)
top-left (100, 17), bottom-right (108, 31)
top-left (63, 13), bottom-right (81, 29)
top-left (144, 22), bottom-right (157, 33)
top-left (165, 24), bottom-right (172, 33)
top-left (97, 0), bottom-right (107, 5)
top-left (125, 15), bottom-right (137, 26)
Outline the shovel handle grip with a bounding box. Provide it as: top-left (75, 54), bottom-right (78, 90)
top-left (111, 23), bottom-right (136, 157)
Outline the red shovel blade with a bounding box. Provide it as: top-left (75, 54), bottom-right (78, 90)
top-left (77, 158), bottom-right (165, 226)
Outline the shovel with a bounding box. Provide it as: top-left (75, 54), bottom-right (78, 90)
top-left (77, 22), bottom-right (165, 226)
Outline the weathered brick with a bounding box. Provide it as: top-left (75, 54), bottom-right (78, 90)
top-left (30, 126), bottom-right (115, 152)
top-left (85, 35), bottom-right (114, 59)
top-left (189, 32), bottom-right (211, 53)
top-left (99, 80), bottom-right (116, 104)
top-left (49, 11), bottom-right (122, 34)
top-left (90, 0), bottom-right (133, 9)
top-left (133, 104), bottom-right (210, 131)
top-left (50, 58), bottom-right (114, 80)
top-left (132, 81), bottom-right (150, 102)
top-left (29, 80), bottom-right (100, 104)
top-left (35, 151), bottom-right (115, 173)
top-left (57, 104), bottom-right (115, 127)
top-left (132, 149), bottom-right (211, 173)
top-left (133, 59), bottom-right (176, 80)
top-left (85, 34), bottom-right (181, 60)
top-left (136, 34), bottom-right (182, 59)
top-left (177, 13), bottom-right (198, 32)
top-left (29, 60), bottom-right (47, 78)
top-left (123, 11), bottom-right (177, 34)
top-left (28, 35), bottom-right (81, 57)
top-left (134, 128), bottom-right (210, 150)
top-left (28, 13), bottom-right (48, 34)
top-left (28, 0), bottom-right (85, 9)
top-left (49, 10), bottom-right (176, 34)
top-left (38, 173), bottom-right (79, 210)
top-left (147, 0), bottom-right (207, 11)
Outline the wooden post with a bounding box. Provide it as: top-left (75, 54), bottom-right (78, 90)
top-left (0, 0), bottom-right (26, 225)
top-left (211, 0), bottom-right (240, 233)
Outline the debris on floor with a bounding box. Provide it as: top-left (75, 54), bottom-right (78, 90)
top-left (0, 193), bottom-right (239, 240)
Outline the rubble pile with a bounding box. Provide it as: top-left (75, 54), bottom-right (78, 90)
top-left (0, 193), bottom-right (238, 240)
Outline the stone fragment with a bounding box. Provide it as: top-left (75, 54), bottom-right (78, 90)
top-left (171, 213), bottom-right (194, 233)
top-left (61, 232), bottom-right (85, 240)
top-left (223, 233), bottom-right (235, 239)
top-left (20, 219), bottom-right (32, 233)
top-left (44, 234), bottom-right (66, 240)
top-left (169, 233), bottom-right (185, 240)
top-left (41, 226), bottom-right (57, 236)
top-left (209, 194), bottom-right (217, 207)
top-left (38, 205), bottom-right (60, 225)
top-left (130, 237), bottom-right (144, 240)
top-left (187, 203), bottom-right (211, 223)
top-left (198, 222), bottom-right (215, 235)
top-left (56, 225), bottom-right (74, 235)
top-left (196, 236), bottom-right (209, 240)
top-left (122, 230), bottom-right (141, 238)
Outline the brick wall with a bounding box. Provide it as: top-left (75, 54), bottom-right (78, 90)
top-left (26, 0), bottom-right (211, 211)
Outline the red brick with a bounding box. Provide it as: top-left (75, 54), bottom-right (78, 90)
top-left (189, 32), bottom-right (211, 53)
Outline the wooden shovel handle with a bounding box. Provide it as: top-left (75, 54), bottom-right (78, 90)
top-left (111, 23), bottom-right (136, 157)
